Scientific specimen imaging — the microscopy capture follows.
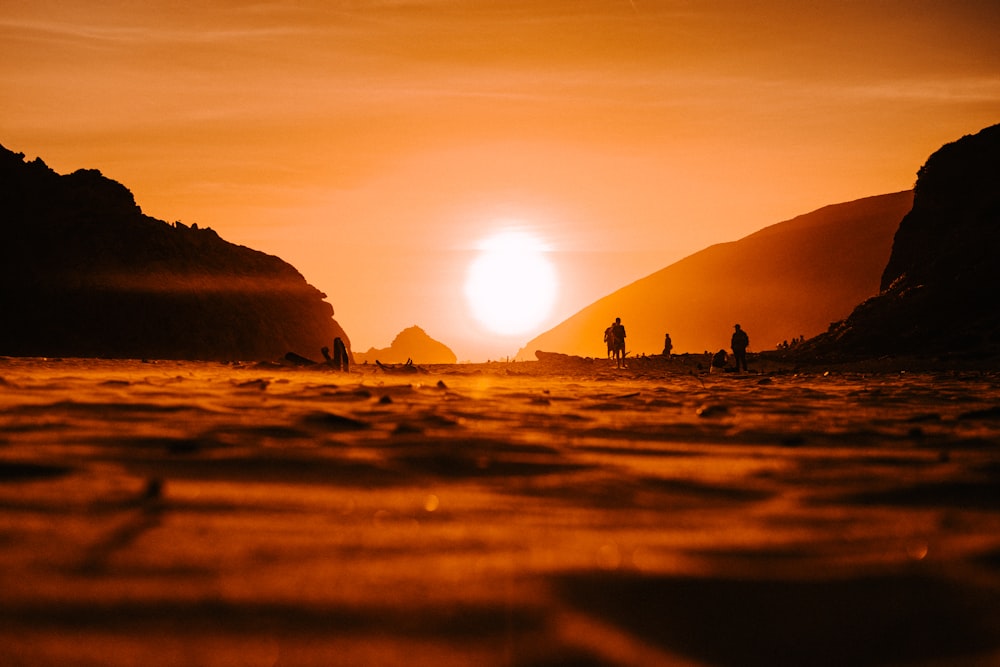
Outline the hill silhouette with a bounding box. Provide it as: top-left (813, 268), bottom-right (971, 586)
top-left (518, 191), bottom-right (914, 359)
top-left (806, 123), bottom-right (1000, 361)
top-left (0, 144), bottom-right (349, 361)
top-left (354, 326), bottom-right (457, 365)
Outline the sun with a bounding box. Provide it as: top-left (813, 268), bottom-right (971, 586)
top-left (464, 230), bottom-right (558, 336)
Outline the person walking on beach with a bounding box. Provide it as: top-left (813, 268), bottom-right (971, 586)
top-left (662, 333), bottom-right (673, 357)
top-left (611, 317), bottom-right (627, 368)
top-left (603, 323), bottom-right (615, 359)
top-left (731, 324), bottom-right (750, 372)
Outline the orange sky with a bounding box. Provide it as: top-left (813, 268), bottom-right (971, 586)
top-left (2, 1), bottom-right (999, 361)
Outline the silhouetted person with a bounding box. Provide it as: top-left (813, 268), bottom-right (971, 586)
top-left (662, 333), bottom-right (673, 357)
top-left (603, 323), bottom-right (615, 359)
top-left (711, 349), bottom-right (727, 372)
top-left (334, 337), bottom-right (349, 372)
top-left (610, 317), bottom-right (627, 368)
top-left (321, 337), bottom-right (350, 372)
top-left (731, 324), bottom-right (749, 372)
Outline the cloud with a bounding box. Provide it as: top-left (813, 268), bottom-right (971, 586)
top-left (0, 16), bottom-right (310, 46)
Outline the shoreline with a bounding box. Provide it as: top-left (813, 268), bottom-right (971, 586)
top-left (4, 350), bottom-right (1000, 377)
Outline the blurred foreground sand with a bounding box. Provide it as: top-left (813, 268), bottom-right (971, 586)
top-left (1, 357), bottom-right (999, 666)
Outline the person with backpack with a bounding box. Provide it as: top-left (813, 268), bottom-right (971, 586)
top-left (611, 317), bottom-right (627, 368)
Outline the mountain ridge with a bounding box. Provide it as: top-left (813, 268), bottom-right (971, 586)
top-left (518, 190), bottom-right (914, 359)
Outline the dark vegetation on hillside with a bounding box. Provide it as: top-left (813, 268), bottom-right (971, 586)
top-left (0, 145), bottom-right (348, 361)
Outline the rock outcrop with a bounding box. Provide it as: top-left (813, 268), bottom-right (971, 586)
top-left (0, 144), bottom-right (349, 361)
top-left (354, 326), bottom-right (456, 365)
top-left (808, 124), bottom-right (1000, 360)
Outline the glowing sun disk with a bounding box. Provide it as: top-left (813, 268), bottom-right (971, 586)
top-left (464, 230), bottom-right (558, 336)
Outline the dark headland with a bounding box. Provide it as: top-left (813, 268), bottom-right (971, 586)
top-left (0, 145), bottom-right (349, 362)
top-left (793, 123), bottom-right (1000, 367)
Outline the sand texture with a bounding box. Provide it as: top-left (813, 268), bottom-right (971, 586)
top-left (1, 357), bottom-right (999, 666)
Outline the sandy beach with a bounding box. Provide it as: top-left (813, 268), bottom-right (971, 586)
top-left (1, 356), bottom-right (999, 666)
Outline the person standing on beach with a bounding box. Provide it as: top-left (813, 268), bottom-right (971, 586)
top-left (662, 333), bottom-right (673, 357)
top-left (731, 324), bottom-right (749, 372)
top-left (611, 317), bottom-right (627, 368)
top-left (603, 323), bottom-right (615, 359)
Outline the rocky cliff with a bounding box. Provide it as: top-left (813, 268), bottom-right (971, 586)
top-left (808, 124), bottom-right (1000, 360)
top-left (0, 145), bottom-right (349, 361)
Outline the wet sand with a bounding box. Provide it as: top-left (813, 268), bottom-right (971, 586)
top-left (1, 356), bottom-right (999, 666)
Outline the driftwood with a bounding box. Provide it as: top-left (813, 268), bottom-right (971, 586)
top-left (285, 336), bottom-right (351, 372)
top-left (533, 350), bottom-right (594, 365)
top-left (375, 359), bottom-right (424, 374)
top-left (283, 352), bottom-right (318, 367)
top-left (321, 337), bottom-right (350, 372)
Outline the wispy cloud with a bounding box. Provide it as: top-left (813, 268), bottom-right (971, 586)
top-left (0, 16), bottom-right (311, 45)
